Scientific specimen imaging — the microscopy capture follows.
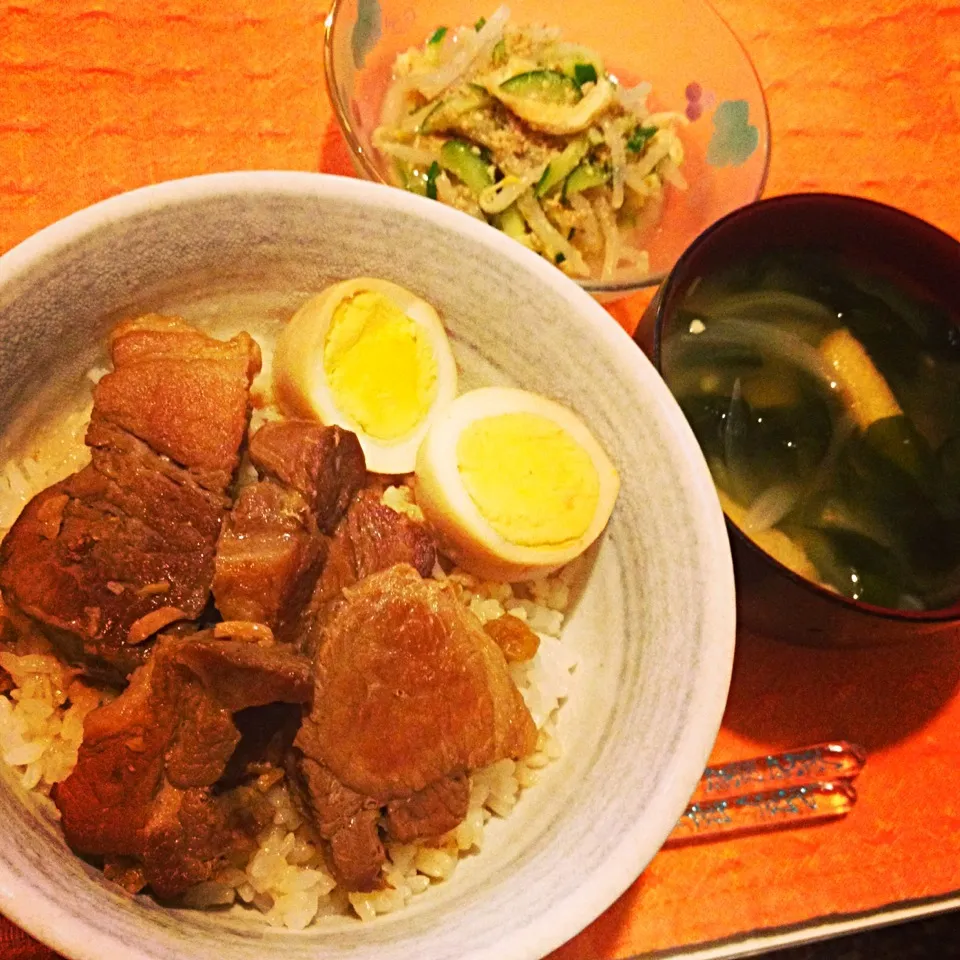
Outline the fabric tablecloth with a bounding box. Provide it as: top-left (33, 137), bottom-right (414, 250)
top-left (1, 1), bottom-right (960, 957)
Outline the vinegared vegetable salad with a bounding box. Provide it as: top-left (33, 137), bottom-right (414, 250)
top-left (662, 251), bottom-right (960, 612)
top-left (374, 6), bottom-right (688, 281)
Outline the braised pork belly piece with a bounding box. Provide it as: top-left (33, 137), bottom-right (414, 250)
top-left (300, 488), bottom-right (438, 658)
top-left (53, 634), bottom-right (312, 898)
top-left (212, 421), bottom-right (364, 643)
top-left (292, 564), bottom-right (536, 890)
top-left (246, 419), bottom-right (366, 535)
top-left (0, 317), bottom-right (260, 679)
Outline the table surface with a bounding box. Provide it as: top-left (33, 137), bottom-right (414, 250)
top-left (1, 1), bottom-right (960, 958)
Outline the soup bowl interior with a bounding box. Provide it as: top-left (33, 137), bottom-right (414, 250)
top-left (0, 172), bottom-right (734, 960)
top-left (649, 192), bottom-right (960, 646)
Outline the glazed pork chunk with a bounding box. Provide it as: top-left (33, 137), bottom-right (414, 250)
top-left (0, 316), bottom-right (261, 679)
top-left (299, 487), bottom-right (438, 657)
top-left (212, 420), bottom-right (365, 643)
top-left (53, 634), bottom-right (313, 898)
top-left (292, 564), bottom-right (537, 890)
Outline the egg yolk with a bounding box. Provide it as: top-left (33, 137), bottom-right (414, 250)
top-left (323, 291), bottom-right (438, 441)
top-left (456, 413), bottom-right (600, 547)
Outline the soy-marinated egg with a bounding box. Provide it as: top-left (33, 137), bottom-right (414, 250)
top-left (415, 387), bottom-right (620, 581)
top-left (273, 278), bottom-right (458, 474)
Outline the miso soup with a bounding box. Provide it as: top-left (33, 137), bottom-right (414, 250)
top-left (661, 249), bottom-right (960, 612)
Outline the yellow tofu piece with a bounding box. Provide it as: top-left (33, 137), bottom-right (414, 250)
top-left (820, 328), bottom-right (902, 430)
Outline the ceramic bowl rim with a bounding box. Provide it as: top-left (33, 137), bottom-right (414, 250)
top-left (0, 170), bottom-right (737, 960)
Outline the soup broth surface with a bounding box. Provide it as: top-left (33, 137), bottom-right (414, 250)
top-left (662, 250), bottom-right (960, 612)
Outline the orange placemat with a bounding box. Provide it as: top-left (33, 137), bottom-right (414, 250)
top-left (1, 1), bottom-right (960, 958)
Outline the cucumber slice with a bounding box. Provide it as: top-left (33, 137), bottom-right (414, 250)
top-left (395, 160), bottom-right (428, 197)
top-left (563, 161), bottom-right (610, 196)
top-left (439, 140), bottom-right (494, 195)
top-left (494, 203), bottom-right (528, 242)
top-left (534, 137), bottom-right (590, 198)
top-left (535, 138), bottom-right (590, 198)
top-left (420, 86), bottom-right (490, 133)
top-left (499, 70), bottom-right (581, 105)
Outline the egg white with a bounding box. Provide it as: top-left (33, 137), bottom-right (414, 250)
top-left (273, 277), bottom-right (458, 475)
top-left (415, 387), bottom-right (620, 581)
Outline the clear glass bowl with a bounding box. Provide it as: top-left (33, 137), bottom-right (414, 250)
top-left (324, 0), bottom-right (770, 300)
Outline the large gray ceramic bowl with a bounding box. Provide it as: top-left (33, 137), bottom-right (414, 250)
top-left (0, 172), bottom-right (735, 960)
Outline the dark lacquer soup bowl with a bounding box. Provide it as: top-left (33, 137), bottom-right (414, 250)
top-left (646, 193), bottom-right (960, 647)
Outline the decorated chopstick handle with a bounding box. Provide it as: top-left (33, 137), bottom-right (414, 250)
top-left (666, 780), bottom-right (858, 847)
top-left (689, 740), bottom-right (866, 805)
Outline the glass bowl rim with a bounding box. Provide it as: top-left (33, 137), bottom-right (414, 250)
top-left (322, 0), bottom-right (772, 296)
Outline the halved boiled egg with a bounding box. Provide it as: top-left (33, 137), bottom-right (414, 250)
top-left (273, 278), bottom-right (458, 474)
top-left (415, 387), bottom-right (620, 581)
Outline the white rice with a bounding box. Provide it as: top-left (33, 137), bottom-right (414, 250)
top-left (0, 406), bottom-right (91, 535)
top-left (0, 369), bottom-right (580, 927)
top-left (0, 630), bottom-right (104, 819)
